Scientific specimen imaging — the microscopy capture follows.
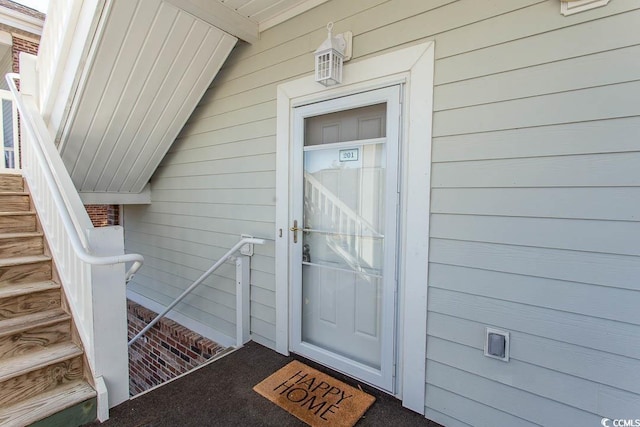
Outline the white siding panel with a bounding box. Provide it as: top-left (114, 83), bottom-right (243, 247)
top-left (126, 219), bottom-right (275, 257)
top-left (140, 201), bottom-right (275, 223)
top-left (250, 286), bottom-right (275, 310)
top-left (197, 83), bottom-right (276, 117)
top-left (135, 212), bottom-right (274, 237)
top-left (431, 214), bottom-right (640, 256)
top-left (353, 0), bottom-right (542, 61)
top-left (250, 301), bottom-right (276, 325)
top-left (429, 263), bottom-right (640, 324)
top-left (170, 119), bottom-right (276, 152)
top-left (251, 317), bottom-right (276, 342)
top-left (431, 0), bottom-right (637, 61)
top-left (428, 288), bottom-right (640, 361)
top-left (154, 153), bottom-right (276, 177)
top-left (430, 238), bottom-right (640, 291)
top-left (431, 187), bottom-right (640, 221)
top-left (251, 334), bottom-right (275, 349)
top-left (435, 44), bottom-right (640, 111)
top-left (434, 81), bottom-right (640, 137)
top-left (432, 117), bottom-right (640, 162)
top-left (208, 53), bottom-right (310, 100)
top-left (424, 409), bottom-right (473, 427)
top-left (433, 152), bottom-right (640, 188)
top-left (181, 101), bottom-right (276, 137)
top-left (425, 385), bottom-right (538, 427)
top-left (164, 138), bottom-right (276, 165)
top-left (427, 358), bottom-right (603, 426)
top-left (249, 270), bottom-right (276, 292)
top-left (428, 313), bottom-right (640, 404)
top-left (152, 172), bottom-right (276, 190)
top-left (436, 7), bottom-right (640, 85)
top-left (151, 188), bottom-right (275, 205)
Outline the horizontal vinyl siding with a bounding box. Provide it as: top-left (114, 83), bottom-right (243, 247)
top-left (422, 1), bottom-right (640, 426)
top-left (124, 0), bottom-right (640, 424)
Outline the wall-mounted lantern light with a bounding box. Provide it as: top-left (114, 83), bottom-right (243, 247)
top-left (315, 22), bottom-right (352, 87)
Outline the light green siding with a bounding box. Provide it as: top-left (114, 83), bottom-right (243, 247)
top-left (125, 0), bottom-right (640, 424)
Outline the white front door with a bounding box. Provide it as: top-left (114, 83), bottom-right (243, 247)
top-left (290, 86), bottom-right (401, 392)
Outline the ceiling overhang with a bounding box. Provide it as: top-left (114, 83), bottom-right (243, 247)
top-left (49, 0), bottom-right (329, 201)
top-left (59, 0), bottom-right (237, 196)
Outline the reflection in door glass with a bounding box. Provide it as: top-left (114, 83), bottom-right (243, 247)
top-left (303, 143), bottom-right (386, 275)
top-left (304, 103), bottom-right (386, 146)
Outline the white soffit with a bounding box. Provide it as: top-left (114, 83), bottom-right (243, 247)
top-left (166, 0), bottom-right (329, 41)
top-left (59, 0), bottom-right (237, 195)
top-left (220, 0), bottom-right (330, 32)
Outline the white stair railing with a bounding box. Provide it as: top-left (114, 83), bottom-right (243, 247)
top-left (6, 68), bottom-right (143, 421)
top-left (128, 237), bottom-right (264, 347)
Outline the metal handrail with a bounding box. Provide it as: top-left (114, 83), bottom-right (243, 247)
top-left (128, 237), bottom-right (265, 346)
top-left (5, 73), bottom-right (144, 281)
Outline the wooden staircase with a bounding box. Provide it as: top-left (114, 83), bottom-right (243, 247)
top-left (0, 173), bottom-right (97, 427)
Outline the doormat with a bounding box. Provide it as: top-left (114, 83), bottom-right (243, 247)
top-left (253, 360), bottom-right (375, 427)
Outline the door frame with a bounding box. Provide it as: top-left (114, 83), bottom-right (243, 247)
top-left (275, 41), bottom-right (434, 414)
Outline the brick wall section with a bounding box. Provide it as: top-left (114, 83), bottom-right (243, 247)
top-left (85, 205), bottom-right (108, 227)
top-left (127, 300), bottom-right (228, 396)
top-left (85, 205), bottom-right (120, 227)
top-left (12, 36), bottom-right (39, 73)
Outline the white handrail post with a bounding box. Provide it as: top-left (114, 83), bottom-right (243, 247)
top-left (86, 226), bottom-right (129, 412)
top-left (236, 255), bottom-right (251, 347)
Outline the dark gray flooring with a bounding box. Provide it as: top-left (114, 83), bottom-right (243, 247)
top-left (94, 341), bottom-right (442, 427)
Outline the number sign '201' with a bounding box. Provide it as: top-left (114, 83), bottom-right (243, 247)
top-left (339, 148), bottom-right (359, 162)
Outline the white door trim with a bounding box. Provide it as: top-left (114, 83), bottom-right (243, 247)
top-left (275, 41), bottom-right (434, 414)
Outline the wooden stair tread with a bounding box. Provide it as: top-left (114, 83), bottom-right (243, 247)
top-left (0, 380), bottom-right (96, 427)
top-left (0, 342), bottom-right (82, 382)
top-left (0, 212), bottom-right (35, 216)
top-left (0, 307), bottom-right (68, 338)
top-left (0, 255), bottom-right (50, 267)
top-left (0, 281), bottom-right (59, 299)
top-left (0, 232), bottom-right (43, 239)
top-left (0, 192), bottom-right (28, 196)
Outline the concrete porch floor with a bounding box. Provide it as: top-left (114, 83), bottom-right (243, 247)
top-left (93, 341), bottom-right (442, 426)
